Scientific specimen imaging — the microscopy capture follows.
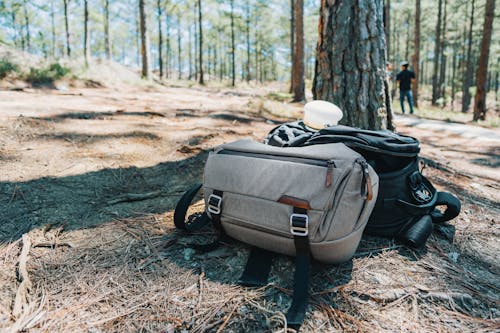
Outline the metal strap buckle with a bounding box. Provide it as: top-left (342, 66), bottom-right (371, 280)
top-left (207, 194), bottom-right (222, 215)
top-left (290, 213), bottom-right (309, 236)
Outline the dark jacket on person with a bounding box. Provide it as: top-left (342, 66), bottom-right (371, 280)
top-left (396, 69), bottom-right (415, 91)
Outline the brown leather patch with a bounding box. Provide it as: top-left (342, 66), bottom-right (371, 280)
top-left (278, 195), bottom-right (312, 210)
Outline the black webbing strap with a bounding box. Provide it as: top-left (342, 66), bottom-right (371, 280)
top-left (239, 247), bottom-right (275, 287)
top-left (286, 207), bottom-right (311, 330)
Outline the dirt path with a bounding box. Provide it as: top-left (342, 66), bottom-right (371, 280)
top-left (0, 85), bottom-right (498, 332)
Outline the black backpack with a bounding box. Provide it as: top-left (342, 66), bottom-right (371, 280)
top-left (265, 121), bottom-right (461, 248)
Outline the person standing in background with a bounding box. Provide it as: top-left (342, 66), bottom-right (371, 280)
top-left (396, 61), bottom-right (416, 114)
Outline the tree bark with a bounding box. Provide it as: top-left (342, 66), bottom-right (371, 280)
top-left (438, 0), bottom-right (447, 105)
top-left (473, 0), bottom-right (495, 121)
top-left (83, 0), bottom-right (90, 65)
top-left (462, 0), bottom-right (475, 113)
top-left (22, 0), bottom-right (30, 52)
top-left (103, 0), bottom-right (111, 60)
top-left (165, 13), bottom-right (171, 78)
top-left (245, 0), bottom-right (251, 82)
top-left (384, 0), bottom-right (390, 60)
top-left (451, 45), bottom-right (457, 110)
top-left (156, 0), bottom-right (163, 78)
top-left (412, 0), bottom-right (420, 108)
top-left (292, 0), bottom-right (305, 102)
top-left (289, 0), bottom-right (295, 93)
top-left (177, 14), bottom-right (182, 80)
top-left (230, 0), bottom-right (235, 87)
top-left (139, 0), bottom-right (149, 79)
top-left (197, 0), bottom-right (204, 85)
top-left (50, 0), bottom-right (56, 58)
top-left (313, 0), bottom-right (389, 130)
top-left (431, 0), bottom-right (442, 105)
top-left (63, 0), bottom-right (71, 57)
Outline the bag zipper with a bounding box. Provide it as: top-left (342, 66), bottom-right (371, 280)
top-left (218, 149), bottom-right (337, 188)
top-left (357, 159), bottom-right (373, 201)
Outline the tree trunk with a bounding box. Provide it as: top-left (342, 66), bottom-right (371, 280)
top-left (188, 24), bottom-right (193, 79)
top-left (230, 0), bottom-right (235, 87)
top-left (83, 0), bottom-right (90, 66)
top-left (177, 14), bottom-right (182, 80)
top-left (462, 0), bottom-right (475, 113)
top-left (404, 11), bottom-right (410, 62)
top-left (431, 0), bottom-right (442, 105)
top-left (197, 0), bottom-right (204, 85)
top-left (103, 0), bottom-right (111, 60)
top-left (193, 5), bottom-right (198, 80)
top-left (438, 0), bottom-right (447, 105)
top-left (289, 0), bottom-right (295, 93)
top-left (63, 0), bottom-right (71, 57)
top-left (451, 45), bottom-right (457, 110)
top-left (23, 0), bottom-right (30, 52)
top-left (473, 0), bottom-right (495, 121)
top-left (292, 0), bottom-right (305, 102)
top-left (313, 0), bottom-right (389, 130)
top-left (156, 0), bottom-right (163, 79)
top-left (50, 0), bottom-right (56, 58)
top-left (412, 0), bottom-right (420, 108)
top-left (139, 0), bottom-right (149, 79)
top-left (384, 0), bottom-right (390, 59)
top-left (245, 0), bottom-right (251, 82)
top-left (165, 14), bottom-right (170, 78)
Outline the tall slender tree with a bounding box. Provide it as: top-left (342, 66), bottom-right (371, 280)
top-left (197, 0), bottom-right (204, 84)
top-left (473, 0), bottom-right (495, 121)
top-left (289, 0), bottom-right (295, 93)
top-left (177, 14), bottom-right (182, 79)
top-left (230, 0), bottom-right (235, 86)
top-left (50, 0), bottom-right (56, 58)
top-left (438, 0), bottom-right (447, 105)
top-left (103, 0), bottom-right (111, 60)
top-left (83, 0), bottom-right (90, 65)
top-left (22, 0), bottom-right (30, 51)
top-left (245, 0), bottom-right (251, 82)
top-left (292, 0), bottom-right (304, 102)
top-left (431, 0), bottom-right (442, 105)
top-left (63, 0), bottom-right (70, 57)
top-left (313, 0), bottom-right (389, 130)
top-left (461, 0), bottom-right (475, 113)
top-left (412, 0), bottom-right (420, 108)
top-left (384, 0), bottom-right (390, 59)
top-left (139, 0), bottom-right (149, 78)
top-left (156, 0), bottom-right (163, 78)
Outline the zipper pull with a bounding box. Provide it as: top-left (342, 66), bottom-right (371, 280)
top-left (359, 160), bottom-right (373, 201)
top-left (325, 160), bottom-right (335, 187)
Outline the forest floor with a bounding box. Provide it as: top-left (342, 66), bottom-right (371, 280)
top-left (0, 83), bottom-right (499, 333)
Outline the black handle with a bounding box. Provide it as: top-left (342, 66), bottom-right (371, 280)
top-left (430, 192), bottom-right (461, 224)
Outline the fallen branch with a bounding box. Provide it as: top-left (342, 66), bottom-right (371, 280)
top-left (12, 234), bottom-right (33, 318)
top-left (106, 190), bottom-right (182, 205)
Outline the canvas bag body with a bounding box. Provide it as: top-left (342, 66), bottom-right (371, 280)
top-left (202, 139), bottom-right (379, 264)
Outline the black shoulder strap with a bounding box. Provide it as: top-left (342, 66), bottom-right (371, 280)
top-left (174, 184), bottom-right (227, 251)
top-left (286, 207), bottom-right (311, 330)
top-left (174, 183), bottom-right (211, 232)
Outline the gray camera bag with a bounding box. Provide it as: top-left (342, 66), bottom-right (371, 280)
top-left (174, 139), bottom-right (378, 328)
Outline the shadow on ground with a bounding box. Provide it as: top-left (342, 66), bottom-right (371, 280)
top-left (0, 151), bottom-right (208, 244)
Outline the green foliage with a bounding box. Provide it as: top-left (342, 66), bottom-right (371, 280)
top-left (25, 63), bottom-right (70, 84)
top-left (0, 58), bottom-right (20, 79)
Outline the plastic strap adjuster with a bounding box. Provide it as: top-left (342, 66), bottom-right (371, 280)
top-left (207, 194), bottom-right (222, 215)
top-left (290, 214), bottom-right (309, 236)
